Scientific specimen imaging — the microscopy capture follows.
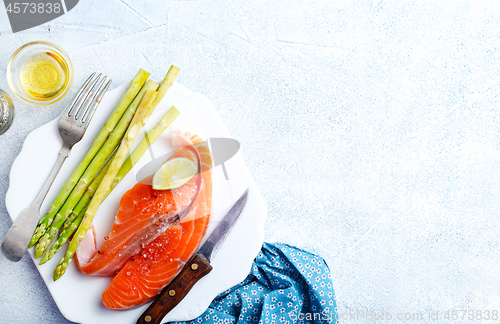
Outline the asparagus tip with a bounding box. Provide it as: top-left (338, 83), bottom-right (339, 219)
top-left (29, 224), bottom-right (47, 247)
top-left (39, 256), bottom-right (48, 265)
top-left (53, 261), bottom-right (68, 281)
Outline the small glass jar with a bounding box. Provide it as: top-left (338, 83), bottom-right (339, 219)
top-left (6, 41), bottom-right (73, 106)
top-left (0, 89), bottom-right (14, 135)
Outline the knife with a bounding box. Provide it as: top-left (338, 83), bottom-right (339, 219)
top-left (137, 189), bottom-right (249, 324)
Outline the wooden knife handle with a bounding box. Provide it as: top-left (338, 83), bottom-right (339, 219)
top-left (137, 254), bottom-right (213, 324)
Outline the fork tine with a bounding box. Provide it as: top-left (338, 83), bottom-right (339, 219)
top-left (74, 73), bottom-right (103, 121)
top-left (78, 76), bottom-right (106, 123)
top-left (66, 73), bottom-right (96, 117)
top-left (81, 77), bottom-right (112, 124)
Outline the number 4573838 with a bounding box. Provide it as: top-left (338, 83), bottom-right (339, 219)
top-left (5, 2), bottom-right (61, 14)
top-left (443, 310), bottom-right (498, 321)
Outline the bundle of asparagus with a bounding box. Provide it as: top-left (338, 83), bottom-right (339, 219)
top-left (28, 66), bottom-right (182, 281)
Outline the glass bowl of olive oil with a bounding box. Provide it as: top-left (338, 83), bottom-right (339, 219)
top-left (7, 41), bottom-right (73, 106)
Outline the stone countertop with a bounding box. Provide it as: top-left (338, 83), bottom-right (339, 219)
top-left (1, 0), bottom-right (500, 323)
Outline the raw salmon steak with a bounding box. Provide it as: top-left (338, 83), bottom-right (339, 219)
top-left (76, 131), bottom-right (213, 309)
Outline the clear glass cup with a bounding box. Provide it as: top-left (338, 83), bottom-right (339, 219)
top-left (6, 41), bottom-right (73, 106)
top-left (0, 89), bottom-right (14, 135)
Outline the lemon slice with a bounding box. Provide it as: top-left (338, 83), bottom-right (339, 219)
top-left (152, 157), bottom-right (198, 190)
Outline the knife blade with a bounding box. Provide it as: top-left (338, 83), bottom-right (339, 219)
top-left (137, 189), bottom-right (249, 324)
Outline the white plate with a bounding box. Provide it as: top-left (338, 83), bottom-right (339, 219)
top-left (5, 82), bottom-right (267, 324)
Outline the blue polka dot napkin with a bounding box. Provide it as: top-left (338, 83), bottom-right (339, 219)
top-left (171, 243), bottom-right (338, 324)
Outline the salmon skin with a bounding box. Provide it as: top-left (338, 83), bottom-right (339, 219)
top-left (76, 131), bottom-right (213, 309)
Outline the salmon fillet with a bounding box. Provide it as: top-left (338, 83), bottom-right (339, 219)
top-left (75, 145), bottom-right (201, 276)
top-left (90, 131), bottom-right (213, 309)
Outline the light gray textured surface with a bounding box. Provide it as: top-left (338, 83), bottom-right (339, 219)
top-left (1, 0), bottom-right (500, 323)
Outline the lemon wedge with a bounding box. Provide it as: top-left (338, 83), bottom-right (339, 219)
top-left (152, 157), bottom-right (198, 190)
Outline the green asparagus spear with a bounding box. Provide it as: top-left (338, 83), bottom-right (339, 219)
top-left (39, 155), bottom-right (114, 265)
top-left (35, 153), bottom-right (116, 259)
top-left (60, 168), bottom-right (101, 234)
top-left (146, 65), bottom-right (180, 120)
top-left (62, 152), bottom-right (116, 234)
top-left (29, 69), bottom-right (150, 248)
top-left (32, 80), bottom-right (160, 257)
top-left (112, 106), bottom-right (180, 190)
top-left (40, 208), bottom-right (85, 266)
top-left (54, 90), bottom-right (158, 281)
top-left (40, 107), bottom-right (180, 264)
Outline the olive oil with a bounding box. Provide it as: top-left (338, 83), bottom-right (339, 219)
top-left (20, 52), bottom-right (69, 98)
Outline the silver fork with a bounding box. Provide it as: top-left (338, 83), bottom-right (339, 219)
top-left (1, 73), bottom-right (112, 262)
